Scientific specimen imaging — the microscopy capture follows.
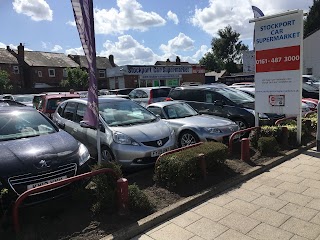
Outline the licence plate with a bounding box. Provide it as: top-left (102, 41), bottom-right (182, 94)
top-left (27, 176), bottom-right (67, 190)
top-left (151, 148), bottom-right (170, 157)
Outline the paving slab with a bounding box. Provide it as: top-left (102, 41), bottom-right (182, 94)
top-left (249, 207), bottom-right (290, 227)
top-left (251, 195), bottom-right (288, 211)
top-left (148, 223), bottom-right (194, 240)
top-left (170, 211), bottom-right (202, 228)
top-left (278, 191), bottom-right (313, 206)
top-left (192, 203), bottom-right (231, 221)
top-left (218, 212), bottom-right (260, 234)
top-left (215, 229), bottom-right (255, 240)
top-left (223, 199), bottom-right (260, 216)
top-left (248, 223), bottom-right (293, 240)
top-left (280, 217), bottom-right (320, 239)
top-left (279, 202), bottom-right (318, 221)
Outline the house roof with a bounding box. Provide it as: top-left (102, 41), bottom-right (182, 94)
top-left (205, 70), bottom-right (227, 78)
top-left (0, 48), bottom-right (19, 64)
top-left (69, 55), bottom-right (115, 69)
top-left (21, 51), bottom-right (80, 68)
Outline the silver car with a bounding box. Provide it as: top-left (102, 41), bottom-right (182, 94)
top-left (147, 101), bottom-right (239, 147)
top-left (52, 97), bottom-right (175, 168)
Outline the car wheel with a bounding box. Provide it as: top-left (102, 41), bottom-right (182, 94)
top-left (101, 146), bottom-right (115, 162)
top-left (234, 119), bottom-right (248, 130)
top-left (178, 131), bottom-right (199, 147)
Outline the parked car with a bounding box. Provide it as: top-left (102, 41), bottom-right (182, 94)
top-left (108, 88), bottom-right (134, 95)
top-left (168, 85), bottom-right (285, 130)
top-left (0, 106), bottom-right (90, 204)
top-left (38, 93), bottom-right (80, 118)
top-left (303, 75), bottom-right (320, 85)
top-left (12, 94), bottom-right (34, 107)
top-left (233, 87), bottom-right (311, 116)
top-left (302, 83), bottom-right (319, 99)
top-left (52, 97), bottom-right (175, 168)
top-left (129, 87), bottom-right (171, 106)
top-left (302, 98), bottom-right (319, 111)
top-left (147, 101), bottom-right (239, 147)
top-left (0, 99), bottom-right (26, 107)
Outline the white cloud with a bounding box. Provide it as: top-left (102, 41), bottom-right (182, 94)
top-left (66, 20), bottom-right (76, 27)
top-left (0, 42), bottom-right (6, 49)
top-left (0, 43), bottom-right (33, 51)
top-left (52, 45), bottom-right (63, 52)
top-left (190, 0), bottom-right (313, 40)
top-left (41, 41), bottom-right (47, 49)
top-left (65, 47), bottom-right (84, 55)
top-left (167, 10), bottom-right (179, 24)
top-left (99, 34), bottom-right (206, 65)
top-left (94, 0), bottom-right (166, 35)
top-left (12, 0), bottom-right (53, 21)
top-left (160, 33), bottom-right (195, 53)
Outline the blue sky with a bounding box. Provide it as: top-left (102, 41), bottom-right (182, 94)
top-left (0, 0), bottom-right (313, 65)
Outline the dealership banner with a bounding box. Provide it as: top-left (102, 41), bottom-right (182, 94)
top-left (71, 0), bottom-right (98, 128)
top-left (251, 10), bottom-right (303, 115)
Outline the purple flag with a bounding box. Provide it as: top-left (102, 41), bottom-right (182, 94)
top-left (71, 0), bottom-right (98, 128)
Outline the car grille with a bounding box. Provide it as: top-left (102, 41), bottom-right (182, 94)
top-left (8, 163), bottom-right (77, 195)
top-left (142, 137), bottom-right (169, 147)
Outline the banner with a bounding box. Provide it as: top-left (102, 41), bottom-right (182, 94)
top-left (71, 0), bottom-right (98, 128)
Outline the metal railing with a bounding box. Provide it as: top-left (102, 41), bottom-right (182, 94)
top-left (228, 127), bottom-right (261, 154)
top-left (12, 168), bottom-right (120, 233)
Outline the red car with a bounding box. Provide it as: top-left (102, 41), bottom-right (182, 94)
top-left (302, 98), bottom-right (319, 111)
top-left (37, 93), bottom-right (80, 118)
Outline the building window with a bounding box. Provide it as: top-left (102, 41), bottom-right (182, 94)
top-left (48, 68), bottom-right (55, 77)
top-left (99, 70), bottom-right (105, 78)
top-left (38, 71), bottom-right (42, 77)
top-left (306, 68), bottom-right (313, 75)
top-left (13, 66), bottom-right (19, 74)
top-left (63, 68), bottom-right (68, 78)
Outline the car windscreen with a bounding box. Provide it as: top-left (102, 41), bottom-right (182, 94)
top-left (163, 103), bottom-right (198, 119)
top-left (303, 83), bottom-right (319, 92)
top-left (152, 88), bottom-right (171, 98)
top-left (47, 97), bottom-right (74, 110)
top-left (14, 95), bottom-right (34, 103)
top-left (214, 87), bottom-right (255, 104)
top-left (0, 110), bottom-right (57, 141)
top-left (99, 100), bottom-right (157, 127)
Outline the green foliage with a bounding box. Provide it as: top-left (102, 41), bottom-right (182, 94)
top-left (154, 142), bottom-right (228, 189)
top-left (128, 184), bottom-right (154, 212)
top-left (257, 137), bottom-right (279, 155)
top-left (0, 70), bottom-right (13, 94)
top-left (212, 25), bottom-right (248, 73)
top-left (304, 0), bottom-right (320, 38)
top-left (199, 52), bottom-right (223, 72)
top-left (60, 67), bottom-right (89, 89)
top-left (90, 162), bottom-right (122, 214)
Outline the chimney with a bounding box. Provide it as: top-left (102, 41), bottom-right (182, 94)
top-left (17, 43), bottom-right (24, 61)
top-left (109, 55), bottom-right (116, 67)
top-left (176, 56), bottom-right (181, 65)
top-left (6, 46), bottom-right (10, 51)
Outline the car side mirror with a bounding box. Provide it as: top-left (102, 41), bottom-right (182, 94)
top-left (214, 100), bottom-right (224, 107)
top-left (155, 114), bottom-right (162, 119)
top-left (80, 121), bottom-right (96, 129)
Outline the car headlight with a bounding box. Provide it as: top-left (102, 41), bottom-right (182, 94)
top-left (113, 132), bottom-right (139, 146)
top-left (78, 143), bottom-right (90, 166)
top-left (245, 108), bottom-right (269, 119)
top-left (204, 127), bottom-right (222, 134)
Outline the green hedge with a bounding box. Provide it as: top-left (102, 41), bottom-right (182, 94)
top-left (258, 136), bottom-right (279, 155)
top-left (128, 184), bottom-right (155, 212)
top-left (154, 142), bottom-right (228, 189)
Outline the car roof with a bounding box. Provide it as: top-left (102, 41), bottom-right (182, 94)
top-left (0, 99), bottom-right (27, 107)
top-left (43, 93), bottom-right (80, 99)
top-left (134, 86), bottom-right (171, 91)
top-left (63, 96), bottom-right (130, 104)
top-left (173, 83), bottom-right (227, 91)
top-left (0, 105), bottom-right (36, 112)
top-left (147, 100), bottom-right (186, 108)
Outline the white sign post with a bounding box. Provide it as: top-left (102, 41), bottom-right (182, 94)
top-left (250, 10), bottom-right (304, 144)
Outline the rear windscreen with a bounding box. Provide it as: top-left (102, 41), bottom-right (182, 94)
top-left (152, 88), bottom-right (171, 98)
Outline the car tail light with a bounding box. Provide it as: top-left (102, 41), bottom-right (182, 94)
top-left (148, 90), bottom-right (153, 105)
top-left (165, 97), bottom-right (173, 101)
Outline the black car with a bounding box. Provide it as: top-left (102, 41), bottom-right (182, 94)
top-left (108, 88), bottom-right (135, 95)
top-left (0, 107), bottom-right (90, 207)
top-left (302, 83), bottom-right (319, 99)
top-left (168, 84), bottom-right (285, 129)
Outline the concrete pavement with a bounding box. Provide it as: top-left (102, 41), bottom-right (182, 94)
top-left (131, 147), bottom-right (320, 240)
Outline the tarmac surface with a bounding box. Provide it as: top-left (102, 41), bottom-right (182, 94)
top-left (131, 147), bottom-right (320, 240)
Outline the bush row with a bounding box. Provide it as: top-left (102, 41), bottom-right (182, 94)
top-left (154, 142), bottom-right (228, 189)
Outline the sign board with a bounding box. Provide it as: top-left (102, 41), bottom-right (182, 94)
top-left (242, 50), bottom-right (255, 73)
top-left (126, 65), bottom-right (192, 75)
top-left (252, 10), bottom-right (303, 115)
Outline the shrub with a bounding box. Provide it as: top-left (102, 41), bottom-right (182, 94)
top-left (128, 184), bottom-right (154, 212)
top-left (257, 137), bottom-right (279, 155)
top-left (250, 126), bottom-right (281, 148)
top-left (154, 142), bottom-right (228, 189)
top-left (91, 162), bottom-right (122, 214)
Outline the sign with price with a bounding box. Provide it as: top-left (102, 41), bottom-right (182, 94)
top-left (251, 10), bottom-right (303, 115)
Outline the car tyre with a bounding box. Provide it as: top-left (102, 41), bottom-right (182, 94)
top-left (233, 118), bottom-right (249, 137)
top-left (101, 146), bottom-right (115, 162)
top-left (178, 130), bottom-right (199, 147)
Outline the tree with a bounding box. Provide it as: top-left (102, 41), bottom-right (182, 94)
top-left (199, 52), bottom-right (223, 72)
top-left (304, 0), bottom-right (320, 37)
top-left (0, 70), bottom-right (13, 94)
top-left (60, 67), bottom-right (89, 89)
top-left (212, 25), bottom-right (248, 73)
